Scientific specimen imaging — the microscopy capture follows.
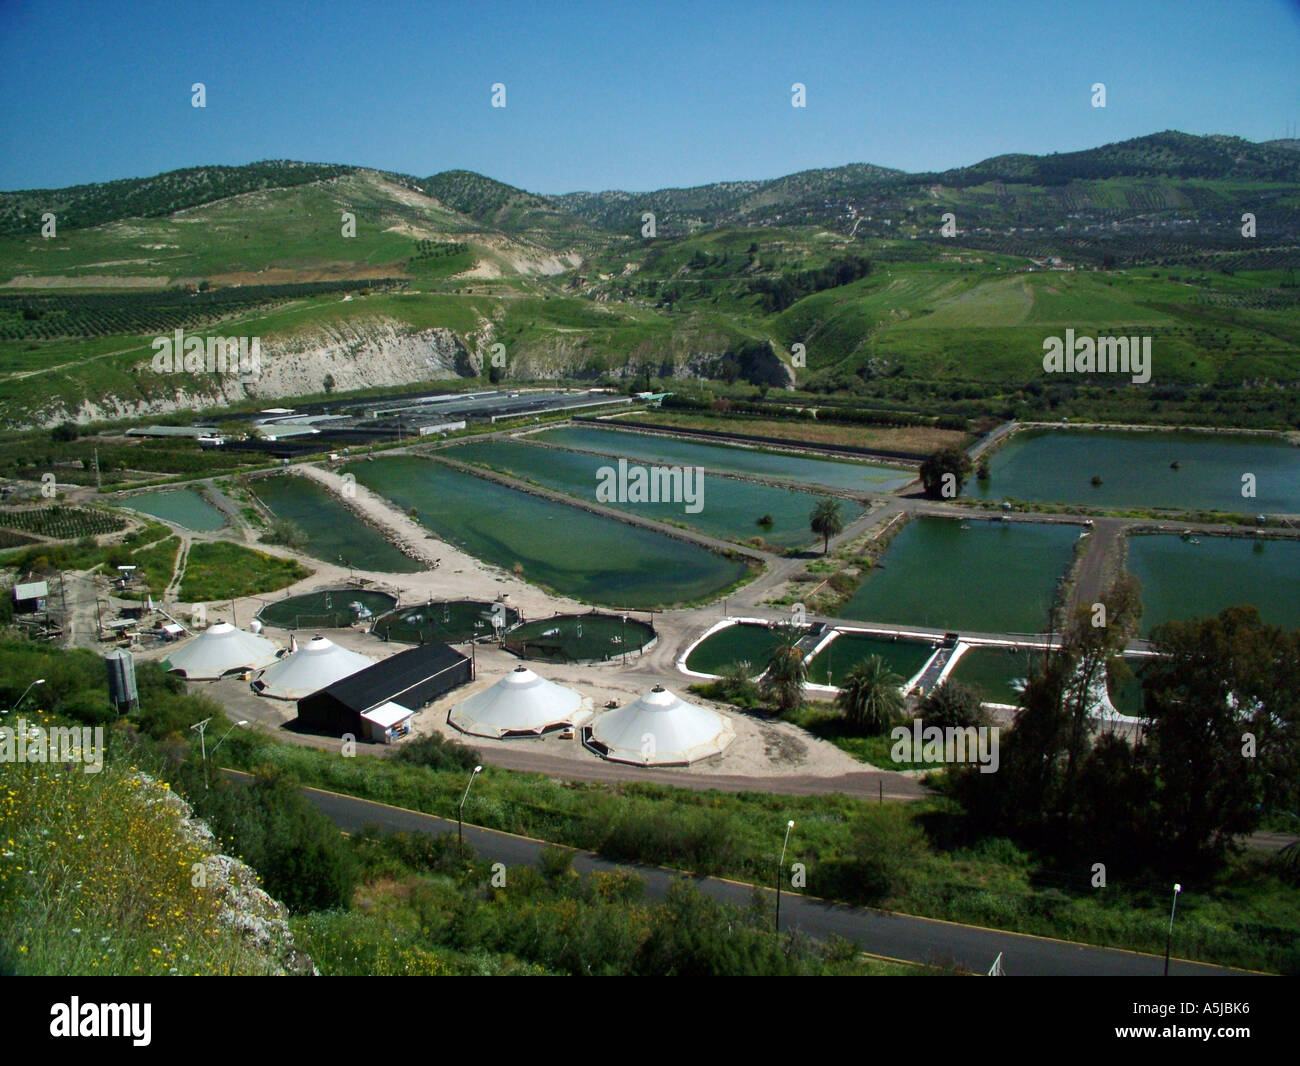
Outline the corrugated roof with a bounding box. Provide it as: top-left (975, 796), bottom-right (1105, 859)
top-left (13, 581), bottom-right (49, 599)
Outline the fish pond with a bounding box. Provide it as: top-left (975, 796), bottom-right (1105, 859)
top-left (445, 438), bottom-right (859, 550)
top-left (345, 456), bottom-right (749, 608)
top-left (532, 426), bottom-right (915, 494)
top-left (254, 475), bottom-right (423, 573)
top-left (974, 428), bottom-right (1300, 513)
top-left (1125, 533), bottom-right (1300, 634)
top-left (121, 489), bottom-right (226, 532)
top-left (838, 517), bottom-right (1081, 634)
top-left (683, 621), bottom-right (790, 676)
top-left (804, 631), bottom-right (936, 687)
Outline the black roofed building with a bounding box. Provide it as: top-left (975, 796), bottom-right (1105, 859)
top-left (296, 642), bottom-right (472, 742)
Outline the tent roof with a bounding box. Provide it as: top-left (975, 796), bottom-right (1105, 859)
top-left (449, 665), bottom-right (583, 738)
top-left (162, 621), bottom-right (278, 679)
top-left (253, 636), bottom-right (374, 700)
top-left (590, 685), bottom-right (734, 765)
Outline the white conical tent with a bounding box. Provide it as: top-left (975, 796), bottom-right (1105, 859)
top-left (589, 685), bottom-right (735, 766)
top-left (162, 620), bottom-right (278, 680)
top-left (449, 665), bottom-right (584, 738)
top-left (252, 636), bottom-right (375, 700)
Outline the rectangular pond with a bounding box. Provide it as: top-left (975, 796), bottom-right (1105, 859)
top-left (254, 475), bottom-right (424, 574)
top-left (804, 632), bottom-right (935, 687)
top-left (445, 438), bottom-right (860, 550)
top-left (947, 645), bottom-right (1041, 705)
top-left (345, 456), bottom-right (749, 609)
top-left (120, 489), bottom-right (226, 532)
top-left (973, 428), bottom-right (1300, 513)
top-left (684, 621), bottom-right (788, 676)
top-left (532, 425), bottom-right (915, 494)
top-left (838, 517), bottom-right (1082, 634)
top-left (1125, 533), bottom-right (1300, 634)
top-left (950, 646), bottom-right (1150, 713)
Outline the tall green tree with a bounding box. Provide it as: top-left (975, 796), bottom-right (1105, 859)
top-left (809, 497), bottom-right (844, 554)
top-left (1141, 606), bottom-right (1300, 873)
top-left (837, 655), bottom-right (905, 735)
top-left (919, 445), bottom-right (973, 499)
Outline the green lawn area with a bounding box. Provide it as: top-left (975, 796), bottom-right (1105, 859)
top-left (177, 540), bottom-right (311, 601)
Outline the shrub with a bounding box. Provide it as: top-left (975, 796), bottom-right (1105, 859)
top-left (393, 732), bottom-right (479, 772)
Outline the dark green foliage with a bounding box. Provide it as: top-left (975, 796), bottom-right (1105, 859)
top-left (393, 731), bottom-right (480, 772)
top-left (919, 445), bottom-right (974, 499)
top-left (632, 880), bottom-right (807, 976)
top-left (1141, 607), bottom-right (1300, 873)
top-left (0, 279), bottom-right (405, 341)
top-left (189, 769), bottom-right (358, 913)
top-left (920, 681), bottom-right (988, 730)
top-left (748, 254), bottom-right (872, 313)
top-left (814, 813), bottom-right (928, 905)
top-left (836, 655), bottom-right (906, 735)
top-left (950, 605), bottom-right (1300, 880)
top-left (762, 625), bottom-right (807, 713)
top-left (593, 805), bottom-right (742, 876)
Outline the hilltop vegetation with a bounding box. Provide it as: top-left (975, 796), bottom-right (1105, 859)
top-left (0, 160), bottom-right (354, 237)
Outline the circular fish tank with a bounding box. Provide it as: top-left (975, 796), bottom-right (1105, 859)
top-left (258, 588), bottom-right (397, 630)
top-left (371, 599), bottom-right (520, 645)
top-left (502, 611), bottom-right (656, 664)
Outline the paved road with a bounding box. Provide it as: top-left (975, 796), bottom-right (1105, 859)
top-left (285, 778), bottom-right (1257, 977)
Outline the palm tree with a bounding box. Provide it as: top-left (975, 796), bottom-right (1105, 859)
top-left (809, 497), bottom-right (844, 555)
top-left (837, 656), bottom-right (905, 735)
top-left (762, 628), bottom-right (807, 713)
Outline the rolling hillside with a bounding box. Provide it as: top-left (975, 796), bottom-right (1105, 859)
top-left (0, 131), bottom-right (1296, 430)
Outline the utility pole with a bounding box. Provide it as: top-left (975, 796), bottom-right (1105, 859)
top-left (93, 447), bottom-right (101, 492)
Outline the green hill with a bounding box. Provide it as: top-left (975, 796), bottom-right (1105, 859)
top-left (0, 160), bottom-right (355, 237)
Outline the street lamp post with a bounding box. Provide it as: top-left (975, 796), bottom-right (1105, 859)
top-left (458, 765), bottom-right (483, 855)
top-left (191, 718), bottom-right (248, 790)
top-left (6, 678), bottom-right (45, 715)
top-left (775, 819), bottom-right (794, 933)
top-left (1163, 883), bottom-right (1182, 976)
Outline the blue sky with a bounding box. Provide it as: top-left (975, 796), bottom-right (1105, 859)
top-left (0, 0), bottom-right (1296, 193)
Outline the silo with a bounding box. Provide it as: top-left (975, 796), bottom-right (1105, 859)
top-left (105, 648), bottom-right (138, 711)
